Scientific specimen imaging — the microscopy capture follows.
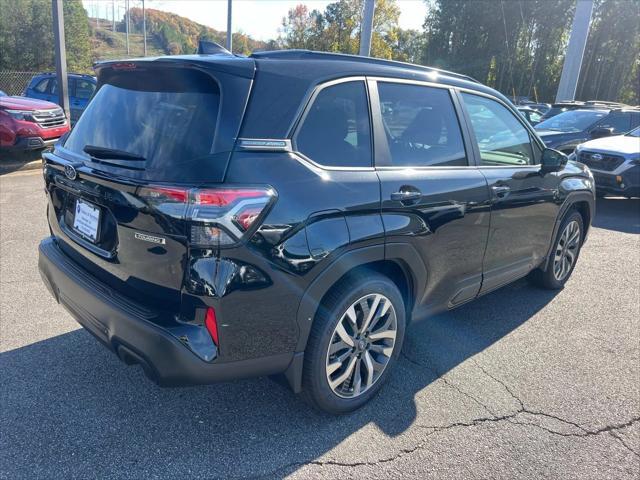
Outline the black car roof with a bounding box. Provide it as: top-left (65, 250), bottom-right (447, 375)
top-left (243, 50), bottom-right (511, 138)
top-left (251, 50), bottom-right (480, 83)
top-left (95, 49), bottom-right (514, 139)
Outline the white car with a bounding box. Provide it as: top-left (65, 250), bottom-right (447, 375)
top-left (570, 126), bottom-right (640, 197)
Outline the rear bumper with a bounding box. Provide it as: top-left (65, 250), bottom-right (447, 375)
top-left (38, 237), bottom-right (292, 386)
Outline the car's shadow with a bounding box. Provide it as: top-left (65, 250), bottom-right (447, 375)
top-left (593, 197), bottom-right (640, 234)
top-left (0, 279), bottom-right (558, 479)
top-left (0, 150), bottom-right (42, 175)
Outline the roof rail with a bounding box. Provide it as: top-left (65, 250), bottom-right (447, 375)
top-left (584, 100), bottom-right (628, 107)
top-left (250, 49), bottom-right (480, 84)
top-left (553, 100), bottom-right (586, 105)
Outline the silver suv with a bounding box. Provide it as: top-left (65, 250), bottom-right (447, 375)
top-left (571, 126), bottom-right (640, 198)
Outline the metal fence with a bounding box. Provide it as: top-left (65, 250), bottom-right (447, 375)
top-left (0, 71), bottom-right (39, 96)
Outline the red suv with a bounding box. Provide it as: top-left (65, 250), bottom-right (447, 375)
top-left (0, 95), bottom-right (69, 153)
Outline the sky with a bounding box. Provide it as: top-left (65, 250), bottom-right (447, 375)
top-left (83, 0), bottom-right (429, 41)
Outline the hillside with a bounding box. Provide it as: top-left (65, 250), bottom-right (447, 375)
top-left (90, 8), bottom-right (275, 61)
top-left (90, 22), bottom-right (166, 61)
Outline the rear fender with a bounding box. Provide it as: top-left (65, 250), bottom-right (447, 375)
top-left (284, 242), bottom-right (426, 393)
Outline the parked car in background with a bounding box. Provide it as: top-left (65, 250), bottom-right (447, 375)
top-left (527, 103), bottom-right (551, 115)
top-left (517, 106), bottom-right (543, 126)
top-left (539, 100), bottom-right (628, 121)
top-left (24, 72), bottom-right (96, 124)
top-left (570, 126), bottom-right (640, 198)
top-left (535, 107), bottom-right (640, 154)
top-left (0, 95), bottom-right (69, 152)
top-left (38, 49), bottom-right (595, 414)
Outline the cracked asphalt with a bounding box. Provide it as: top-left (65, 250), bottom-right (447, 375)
top-left (1, 170), bottom-right (639, 479)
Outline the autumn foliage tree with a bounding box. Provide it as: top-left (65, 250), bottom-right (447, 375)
top-left (0, 0), bottom-right (91, 72)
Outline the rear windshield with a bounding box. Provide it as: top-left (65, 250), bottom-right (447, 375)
top-left (63, 67), bottom-right (220, 178)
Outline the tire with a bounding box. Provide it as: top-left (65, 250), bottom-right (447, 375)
top-left (301, 272), bottom-right (406, 414)
top-left (529, 210), bottom-right (584, 290)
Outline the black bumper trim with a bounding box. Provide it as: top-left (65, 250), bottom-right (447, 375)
top-left (38, 237), bottom-right (293, 386)
top-left (4, 136), bottom-right (59, 151)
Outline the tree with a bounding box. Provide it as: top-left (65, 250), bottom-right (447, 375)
top-left (0, 0), bottom-right (91, 73)
top-left (577, 0), bottom-right (640, 103)
top-left (279, 0), bottom-right (403, 59)
top-left (423, 0), bottom-right (575, 100)
top-left (279, 4), bottom-right (317, 49)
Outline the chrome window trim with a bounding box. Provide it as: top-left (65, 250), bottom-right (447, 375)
top-left (291, 151), bottom-right (376, 172)
top-left (290, 76), bottom-right (375, 171)
top-left (369, 76), bottom-right (474, 170)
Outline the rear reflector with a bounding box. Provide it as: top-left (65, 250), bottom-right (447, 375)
top-left (205, 307), bottom-right (219, 346)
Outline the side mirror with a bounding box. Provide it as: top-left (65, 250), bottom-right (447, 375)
top-left (590, 127), bottom-right (613, 139)
top-left (541, 148), bottom-right (568, 173)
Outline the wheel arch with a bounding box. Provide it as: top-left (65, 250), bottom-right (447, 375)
top-left (283, 243), bottom-right (426, 393)
top-left (541, 191), bottom-right (594, 272)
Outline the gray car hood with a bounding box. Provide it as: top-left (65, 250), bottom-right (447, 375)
top-left (578, 134), bottom-right (640, 155)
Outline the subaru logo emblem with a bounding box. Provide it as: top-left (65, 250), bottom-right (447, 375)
top-left (64, 164), bottom-right (77, 180)
top-left (591, 153), bottom-right (603, 161)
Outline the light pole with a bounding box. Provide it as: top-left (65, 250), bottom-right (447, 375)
top-left (359, 0), bottom-right (375, 57)
top-left (556, 0), bottom-right (594, 102)
top-left (226, 0), bottom-right (233, 52)
top-left (143, 0), bottom-right (147, 56)
top-left (125, 0), bottom-right (130, 55)
top-left (52, 0), bottom-right (69, 120)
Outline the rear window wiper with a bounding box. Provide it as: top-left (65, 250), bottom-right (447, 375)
top-left (83, 145), bottom-right (146, 161)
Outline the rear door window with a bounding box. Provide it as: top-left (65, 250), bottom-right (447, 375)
top-left (295, 81), bottom-right (372, 168)
top-left (63, 67), bottom-right (220, 180)
top-left (377, 82), bottom-right (467, 167)
top-left (75, 79), bottom-right (96, 100)
top-left (33, 78), bottom-right (49, 93)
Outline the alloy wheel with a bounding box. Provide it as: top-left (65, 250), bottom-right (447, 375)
top-left (325, 293), bottom-right (397, 398)
top-left (553, 220), bottom-right (581, 281)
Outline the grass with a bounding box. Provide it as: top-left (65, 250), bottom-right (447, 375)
top-left (92, 27), bottom-right (167, 61)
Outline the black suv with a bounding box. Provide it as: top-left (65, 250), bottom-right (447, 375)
top-left (539, 100), bottom-right (628, 121)
top-left (536, 107), bottom-right (640, 154)
top-left (38, 50), bottom-right (595, 414)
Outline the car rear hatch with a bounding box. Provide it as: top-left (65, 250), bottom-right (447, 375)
top-left (43, 56), bottom-right (255, 311)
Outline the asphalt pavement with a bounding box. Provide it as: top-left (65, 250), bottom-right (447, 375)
top-left (1, 170), bottom-right (638, 479)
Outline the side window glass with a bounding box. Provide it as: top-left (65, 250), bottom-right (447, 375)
top-left (50, 79), bottom-right (58, 95)
top-left (296, 81), bottom-right (371, 168)
top-left (529, 111), bottom-right (542, 124)
top-left (75, 80), bottom-right (96, 100)
top-left (34, 79), bottom-right (49, 93)
top-left (598, 113), bottom-right (631, 134)
top-left (377, 82), bottom-right (467, 167)
top-left (462, 93), bottom-right (534, 166)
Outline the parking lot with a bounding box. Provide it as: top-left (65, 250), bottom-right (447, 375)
top-left (1, 169), bottom-right (638, 479)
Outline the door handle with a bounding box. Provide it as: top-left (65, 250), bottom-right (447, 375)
top-left (491, 185), bottom-right (511, 198)
top-left (391, 189), bottom-right (421, 203)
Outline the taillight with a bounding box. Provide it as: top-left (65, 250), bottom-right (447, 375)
top-left (137, 185), bottom-right (275, 247)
